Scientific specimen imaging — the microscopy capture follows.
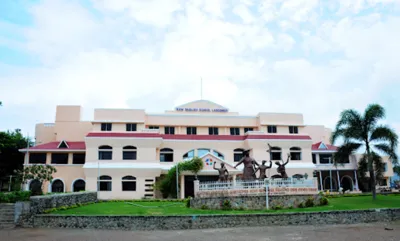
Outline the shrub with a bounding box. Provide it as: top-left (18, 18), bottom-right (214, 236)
top-left (298, 202), bottom-right (305, 208)
top-left (185, 197), bottom-right (191, 208)
top-left (288, 206), bottom-right (293, 209)
top-left (319, 197), bottom-right (329, 206)
top-left (272, 205), bottom-right (283, 210)
top-left (221, 199), bottom-right (232, 210)
top-left (201, 205), bottom-right (208, 210)
top-left (305, 198), bottom-right (314, 208)
top-left (0, 191), bottom-right (31, 203)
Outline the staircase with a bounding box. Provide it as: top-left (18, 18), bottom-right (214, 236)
top-left (0, 204), bottom-right (15, 229)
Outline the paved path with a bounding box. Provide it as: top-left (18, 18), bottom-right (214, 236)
top-left (1, 222), bottom-right (400, 241)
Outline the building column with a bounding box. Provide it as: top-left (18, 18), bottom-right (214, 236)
top-left (232, 174), bottom-right (237, 188)
top-left (319, 171), bottom-right (323, 191)
top-left (180, 175), bottom-right (185, 199)
top-left (354, 170), bottom-right (359, 191)
top-left (193, 180), bottom-right (200, 198)
top-left (337, 170), bottom-right (341, 190)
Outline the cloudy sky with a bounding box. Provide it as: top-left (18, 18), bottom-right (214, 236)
top-left (0, 0), bottom-right (400, 145)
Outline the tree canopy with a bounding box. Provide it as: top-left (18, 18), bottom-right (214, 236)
top-left (331, 104), bottom-right (398, 199)
top-left (0, 129), bottom-right (33, 177)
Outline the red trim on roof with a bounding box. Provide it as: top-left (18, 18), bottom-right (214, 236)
top-left (86, 132), bottom-right (312, 140)
top-left (312, 141), bottom-right (338, 151)
top-left (28, 141), bottom-right (86, 150)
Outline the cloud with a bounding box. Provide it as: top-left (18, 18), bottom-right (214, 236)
top-left (0, 0), bottom-right (399, 155)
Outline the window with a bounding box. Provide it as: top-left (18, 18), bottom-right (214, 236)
top-left (164, 126), bottom-right (175, 135)
top-left (73, 153), bottom-right (85, 164)
top-left (101, 123), bottom-right (112, 131)
top-left (51, 153), bottom-right (68, 164)
top-left (312, 154), bottom-right (316, 164)
top-left (123, 146), bottom-right (137, 160)
top-left (122, 176), bottom-right (136, 191)
top-left (230, 127), bottom-right (240, 135)
top-left (234, 148), bottom-right (245, 162)
top-left (51, 180), bottom-right (64, 193)
top-left (29, 153), bottom-right (47, 164)
top-left (289, 126), bottom-right (299, 134)
top-left (379, 179), bottom-right (388, 186)
top-left (160, 148), bottom-right (173, 162)
top-left (98, 175), bottom-right (112, 191)
top-left (319, 154), bottom-right (333, 164)
top-left (98, 145), bottom-right (112, 160)
top-left (58, 140), bottom-right (68, 148)
top-left (213, 150), bottom-right (224, 160)
top-left (73, 180), bottom-right (85, 192)
top-left (187, 127), bottom-right (197, 135)
top-left (267, 125), bottom-right (277, 133)
top-left (126, 123), bottom-right (137, 132)
top-left (148, 126), bottom-right (159, 129)
top-left (208, 127), bottom-right (219, 135)
top-left (183, 150), bottom-right (194, 160)
top-left (197, 148), bottom-right (210, 157)
top-left (384, 163), bottom-right (388, 172)
top-left (290, 147), bottom-right (302, 160)
top-left (270, 147), bottom-right (282, 160)
top-left (244, 127), bottom-right (254, 133)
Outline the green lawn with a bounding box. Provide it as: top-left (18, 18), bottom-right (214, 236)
top-left (52, 195), bottom-right (400, 216)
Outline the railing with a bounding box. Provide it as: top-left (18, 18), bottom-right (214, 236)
top-left (198, 178), bottom-right (315, 191)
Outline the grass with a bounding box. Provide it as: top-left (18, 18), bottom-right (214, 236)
top-left (51, 195), bottom-right (400, 216)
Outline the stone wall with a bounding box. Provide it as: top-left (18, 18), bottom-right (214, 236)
top-left (190, 195), bottom-right (319, 210)
top-left (32, 208), bottom-right (400, 231)
top-left (16, 192), bottom-right (97, 227)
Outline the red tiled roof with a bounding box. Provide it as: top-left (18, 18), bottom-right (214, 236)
top-left (27, 141), bottom-right (86, 150)
top-left (311, 141), bottom-right (338, 151)
top-left (86, 132), bottom-right (312, 140)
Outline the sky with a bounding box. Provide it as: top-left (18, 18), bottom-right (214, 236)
top-left (0, 0), bottom-right (400, 151)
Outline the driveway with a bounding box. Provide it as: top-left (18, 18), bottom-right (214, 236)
top-left (1, 222), bottom-right (399, 241)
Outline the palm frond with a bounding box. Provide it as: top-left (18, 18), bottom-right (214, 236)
top-left (331, 109), bottom-right (364, 144)
top-left (333, 142), bottom-right (362, 166)
top-left (370, 124), bottom-right (398, 146)
top-left (357, 154), bottom-right (368, 180)
top-left (364, 104), bottom-right (385, 130)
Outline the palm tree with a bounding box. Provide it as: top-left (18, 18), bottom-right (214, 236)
top-left (331, 104), bottom-right (398, 200)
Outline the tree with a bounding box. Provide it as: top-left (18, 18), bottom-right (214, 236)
top-left (394, 165), bottom-right (400, 176)
top-left (0, 130), bottom-right (33, 178)
top-left (331, 104), bottom-right (398, 200)
top-left (14, 165), bottom-right (57, 196)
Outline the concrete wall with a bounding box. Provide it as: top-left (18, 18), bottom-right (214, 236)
top-left (32, 208), bottom-right (400, 231)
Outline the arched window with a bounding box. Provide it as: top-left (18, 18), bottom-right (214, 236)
top-left (122, 175), bottom-right (137, 191)
top-left (183, 150), bottom-right (194, 161)
top-left (234, 148), bottom-right (245, 162)
top-left (98, 145), bottom-right (112, 160)
top-left (270, 147), bottom-right (282, 160)
top-left (290, 147), bottom-right (302, 160)
top-left (123, 146), bottom-right (137, 160)
top-left (51, 179), bottom-right (64, 193)
top-left (160, 148), bottom-right (173, 162)
top-left (98, 175), bottom-right (112, 191)
top-left (213, 150), bottom-right (224, 160)
top-left (197, 148), bottom-right (210, 157)
top-left (73, 179), bottom-right (86, 192)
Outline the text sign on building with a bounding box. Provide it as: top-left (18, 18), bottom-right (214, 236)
top-left (175, 107), bottom-right (228, 113)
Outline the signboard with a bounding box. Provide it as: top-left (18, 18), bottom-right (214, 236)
top-left (175, 107), bottom-right (228, 113)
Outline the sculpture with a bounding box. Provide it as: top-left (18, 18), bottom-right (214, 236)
top-left (213, 162), bottom-right (229, 182)
top-left (275, 153), bottom-right (290, 178)
top-left (234, 149), bottom-right (259, 180)
top-left (253, 160), bottom-right (272, 179)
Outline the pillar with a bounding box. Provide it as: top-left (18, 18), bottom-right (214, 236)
top-left (354, 170), bottom-right (359, 191)
top-left (193, 180), bottom-right (200, 197)
top-left (337, 170), bottom-right (341, 190)
top-left (180, 175), bottom-right (185, 199)
top-left (233, 174), bottom-right (237, 187)
top-left (319, 171), bottom-right (323, 191)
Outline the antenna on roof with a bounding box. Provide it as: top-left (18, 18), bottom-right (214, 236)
top-left (200, 77), bottom-right (203, 100)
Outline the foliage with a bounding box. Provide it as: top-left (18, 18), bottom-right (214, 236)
top-left (201, 204), bottom-right (208, 210)
top-left (14, 165), bottom-right (57, 196)
top-left (298, 202), bottom-right (305, 208)
top-left (319, 197), bottom-right (329, 206)
top-left (221, 199), bottom-right (232, 210)
top-left (0, 191), bottom-right (31, 203)
top-left (271, 205), bottom-right (283, 210)
top-left (155, 157), bottom-right (204, 198)
top-left (184, 197), bottom-right (191, 208)
top-left (394, 165), bottom-right (400, 176)
top-left (305, 198), bottom-right (315, 207)
top-left (0, 129), bottom-right (33, 179)
top-left (331, 104), bottom-right (398, 200)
